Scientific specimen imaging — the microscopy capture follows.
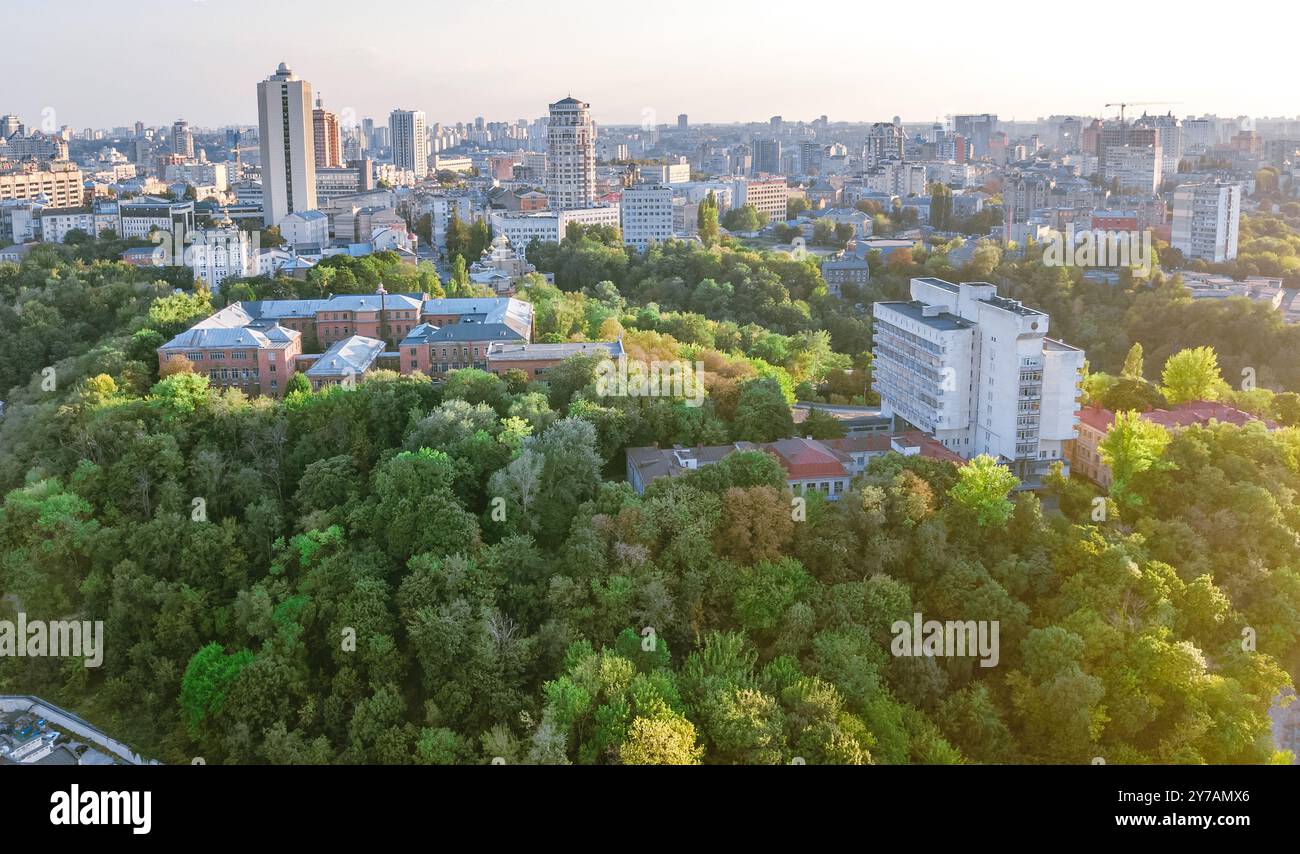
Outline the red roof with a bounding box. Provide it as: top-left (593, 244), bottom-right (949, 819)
top-left (1076, 401), bottom-right (1274, 433)
top-left (765, 438), bottom-right (849, 478)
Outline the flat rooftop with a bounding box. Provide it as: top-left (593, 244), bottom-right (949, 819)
top-left (875, 300), bottom-right (973, 331)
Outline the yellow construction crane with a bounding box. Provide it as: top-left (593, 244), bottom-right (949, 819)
top-left (1104, 101), bottom-right (1180, 122)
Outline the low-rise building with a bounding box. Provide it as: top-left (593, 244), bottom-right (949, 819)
top-left (626, 432), bottom-right (961, 499)
top-left (486, 339), bottom-right (622, 380)
top-left (820, 254), bottom-right (870, 296)
top-left (1068, 401), bottom-right (1276, 488)
top-left (301, 335), bottom-right (387, 390)
top-left (156, 302), bottom-right (303, 397)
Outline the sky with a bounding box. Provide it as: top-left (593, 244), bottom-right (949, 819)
top-left (1, 0), bottom-right (1292, 131)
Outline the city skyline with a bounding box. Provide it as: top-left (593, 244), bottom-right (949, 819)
top-left (2, 0), bottom-right (1294, 130)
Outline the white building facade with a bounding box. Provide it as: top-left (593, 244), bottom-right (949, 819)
top-left (1171, 181), bottom-right (1241, 263)
top-left (621, 183), bottom-right (674, 251)
top-left (390, 109), bottom-right (429, 179)
top-left (872, 277), bottom-right (1085, 479)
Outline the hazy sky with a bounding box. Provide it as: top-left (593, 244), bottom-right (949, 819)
top-left (2, 0), bottom-right (1291, 130)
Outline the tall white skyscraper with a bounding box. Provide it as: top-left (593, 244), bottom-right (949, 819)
top-left (257, 62), bottom-right (317, 227)
top-left (390, 109), bottom-right (428, 179)
top-left (547, 96), bottom-right (596, 210)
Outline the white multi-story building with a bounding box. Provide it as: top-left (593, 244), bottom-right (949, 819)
top-left (39, 208), bottom-right (95, 243)
top-left (1171, 181), bottom-right (1241, 263)
top-left (257, 62), bottom-right (318, 226)
top-left (118, 196), bottom-right (195, 239)
top-left (732, 175), bottom-right (788, 224)
top-left (186, 227), bottom-right (254, 289)
top-left (1103, 144), bottom-right (1162, 193)
top-left (390, 109), bottom-right (429, 180)
top-left (640, 161), bottom-right (691, 185)
top-left (1134, 113), bottom-right (1183, 167)
top-left (546, 97), bottom-right (596, 210)
top-left (872, 277), bottom-right (1085, 479)
top-left (490, 204), bottom-right (620, 256)
top-left (0, 161), bottom-right (84, 208)
top-left (866, 160), bottom-right (928, 197)
top-left (1182, 118), bottom-right (1216, 153)
top-left (279, 209), bottom-right (329, 247)
top-left (165, 162), bottom-right (229, 192)
top-left (621, 183), bottom-right (674, 251)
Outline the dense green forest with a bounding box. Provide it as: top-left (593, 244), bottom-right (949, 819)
top-left (1, 236), bottom-right (1297, 764)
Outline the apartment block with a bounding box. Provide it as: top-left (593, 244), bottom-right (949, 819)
top-left (1171, 181), bottom-right (1241, 262)
top-left (621, 183), bottom-right (674, 250)
top-left (0, 161), bottom-right (84, 208)
top-left (547, 97), bottom-right (597, 210)
top-left (732, 175), bottom-right (788, 224)
top-left (872, 277), bottom-right (1085, 480)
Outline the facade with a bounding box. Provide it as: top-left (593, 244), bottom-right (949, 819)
top-left (39, 207), bottom-right (95, 243)
top-left (732, 175), bottom-right (788, 224)
top-left (279, 209), bottom-right (329, 247)
top-left (872, 277), bottom-right (1085, 479)
top-left (399, 298), bottom-right (534, 379)
top-left (170, 120), bottom-right (194, 158)
top-left (752, 138), bottom-right (781, 175)
top-left (316, 159), bottom-right (374, 201)
top-left (865, 122), bottom-right (905, 166)
top-left (1171, 181), bottom-right (1241, 262)
top-left (156, 302), bottom-right (304, 397)
top-left (0, 161), bottom-right (84, 207)
top-left (257, 62), bottom-right (318, 226)
top-left (1103, 144), bottom-right (1162, 193)
top-left (820, 254), bottom-right (870, 296)
top-left (485, 339), bottom-right (622, 379)
top-left (159, 292), bottom-right (534, 396)
top-left (390, 109), bottom-right (428, 179)
top-left (334, 205), bottom-right (404, 243)
top-left (953, 114), bottom-right (997, 159)
top-left (187, 227), bottom-right (254, 289)
top-left (118, 196), bottom-right (195, 239)
top-left (489, 205), bottom-right (620, 254)
top-left (621, 182), bottom-right (674, 250)
top-left (639, 162), bottom-right (690, 185)
top-left (546, 97), bottom-right (597, 210)
top-left (312, 97), bottom-right (343, 168)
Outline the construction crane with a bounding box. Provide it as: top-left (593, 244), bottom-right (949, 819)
top-left (1104, 101), bottom-right (1180, 122)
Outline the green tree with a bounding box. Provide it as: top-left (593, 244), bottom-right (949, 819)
top-left (180, 643), bottom-right (254, 732)
top-left (947, 455), bottom-right (1019, 527)
top-left (732, 377), bottom-right (794, 442)
top-left (1098, 410), bottom-right (1170, 506)
top-left (1120, 342), bottom-right (1144, 380)
top-left (1161, 346), bottom-right (1226, 404)
top-left (619, 714), bottom-right (704, 765)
